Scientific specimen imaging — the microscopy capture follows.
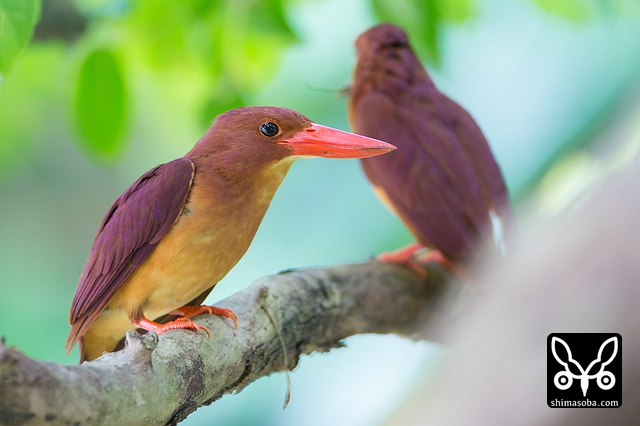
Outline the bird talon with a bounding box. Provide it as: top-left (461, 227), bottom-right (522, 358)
top-left (171, 317), bottom-right (211, 338)
top-left (190, 322), bottom-right (211, 338)
top-left (375, 242), bottom-right (429, 278)
top-left (168, 305), bottom-right (238, 330)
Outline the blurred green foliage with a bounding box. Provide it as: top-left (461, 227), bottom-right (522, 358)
top-left (74, 48), bottom-right (127, 160)
top-left (1, 0), bottom-right (301, 164)
top-left (72, 0), bottom-right (300, 160)
top-left (534, 0), bottom-right (640, 21)
top-left (0, 0), bottom-right (40, 77)
top-left (4, 0), bottom-right (631, 165)
top-left (371, 0), bottom-right (474, 65)
top-left (534, 0), bottom-right (591, 21)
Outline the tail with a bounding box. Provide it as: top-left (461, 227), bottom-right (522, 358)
top-left (65, 315), bottom-right (94, 362)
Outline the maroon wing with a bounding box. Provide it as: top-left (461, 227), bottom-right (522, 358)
top-left (439, 94), bottom-right (512, 219)
top-left (66, 157), bottom-right (195, 351)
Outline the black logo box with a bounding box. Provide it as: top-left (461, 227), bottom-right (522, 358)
top-left (547, 333), bottom-right (621, 408)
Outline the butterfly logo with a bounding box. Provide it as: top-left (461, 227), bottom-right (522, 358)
top-left (551, 336), bottom-right (618, 397)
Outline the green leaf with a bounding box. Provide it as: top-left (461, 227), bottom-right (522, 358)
top-left (0, 44), bottom-right (64, 181)
top-left (73, 48), bottom-right (128, 160)
top-left (371, 0), bottom-right (442, 65)
top-left (534, 0), bottom-right (591, 21)
top-left (369, 0), bottom-right (476, 66)
top-left (0, 0), bottom-right (41, 79)
top-left (439, 0), bottom-right (475, 23)
top-left (248, 0), bottom-right (297, 42)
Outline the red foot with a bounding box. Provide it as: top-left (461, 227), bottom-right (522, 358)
top-left (169, 305), bottom-right (238, 329)
top-left (376, 242), bottom-right (428, 278)
top-left (416, 250), bottom-right (455, 274)
top-left (377, 242), bottom-right (425, 263)
top-left (133, 317), bottom-right (211, 338)
top-left (376, 243), bottom-right (457, 277)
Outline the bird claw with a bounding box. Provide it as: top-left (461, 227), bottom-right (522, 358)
top-left (376, 242), bottom-right (425, 263)
top-left (176, 318), bottom-right (211, 338)
top-left (375, 244), bottom-right (456, 279)
top-left (169, 305), bottom-right (238, 330)
top-left (376, 242), bottom-right (429, 278)
top-left (132, 317), bottom-right (211, 339)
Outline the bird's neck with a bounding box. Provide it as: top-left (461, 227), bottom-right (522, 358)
top-left (188, 154), bottom-right (295, 228)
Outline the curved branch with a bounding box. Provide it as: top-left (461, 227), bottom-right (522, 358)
top-left (0, 261), bottom-right (459, 425)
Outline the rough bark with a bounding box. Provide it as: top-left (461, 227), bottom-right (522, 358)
top-left (0, 261), bottom-right (460, 425)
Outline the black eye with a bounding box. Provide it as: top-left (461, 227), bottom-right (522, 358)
top-left (260, 122), bottom-right (279, 137)
top-left (388, 40), bottom-right (406, 48)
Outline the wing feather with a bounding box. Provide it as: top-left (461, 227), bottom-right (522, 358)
top-left (66, 157), bottom-right (195, 350)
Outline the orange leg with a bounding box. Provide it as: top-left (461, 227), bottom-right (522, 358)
top-left (133, 316), bottom-right (212, 338)
top-left (169, 305), bottom-right (238, 329)
top-left (377, 242), bottom-right (425, 263)
top-left (377, 243), bottom-right (455, 277)
top-left (376, 242), bottom-right (427, 277)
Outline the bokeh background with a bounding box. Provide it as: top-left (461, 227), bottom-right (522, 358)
top-left (1, 0), bottom-right (640, 424)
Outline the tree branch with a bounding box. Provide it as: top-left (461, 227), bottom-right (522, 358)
top-left (0, 261), bottom-right (460, 425)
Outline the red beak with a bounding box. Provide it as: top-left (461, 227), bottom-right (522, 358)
top-left (278, 123), bottom-right (396, 158)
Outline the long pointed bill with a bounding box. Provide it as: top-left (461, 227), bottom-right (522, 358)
top-left (277, 123), bottom-right (396, 158)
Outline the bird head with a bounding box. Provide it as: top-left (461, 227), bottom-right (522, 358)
top-left (352, 24), bottom-right (432, 97)
top-left (188, 106), bottom-right (395, 171)
top-left (355, 24), bottom-right (411, 58)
